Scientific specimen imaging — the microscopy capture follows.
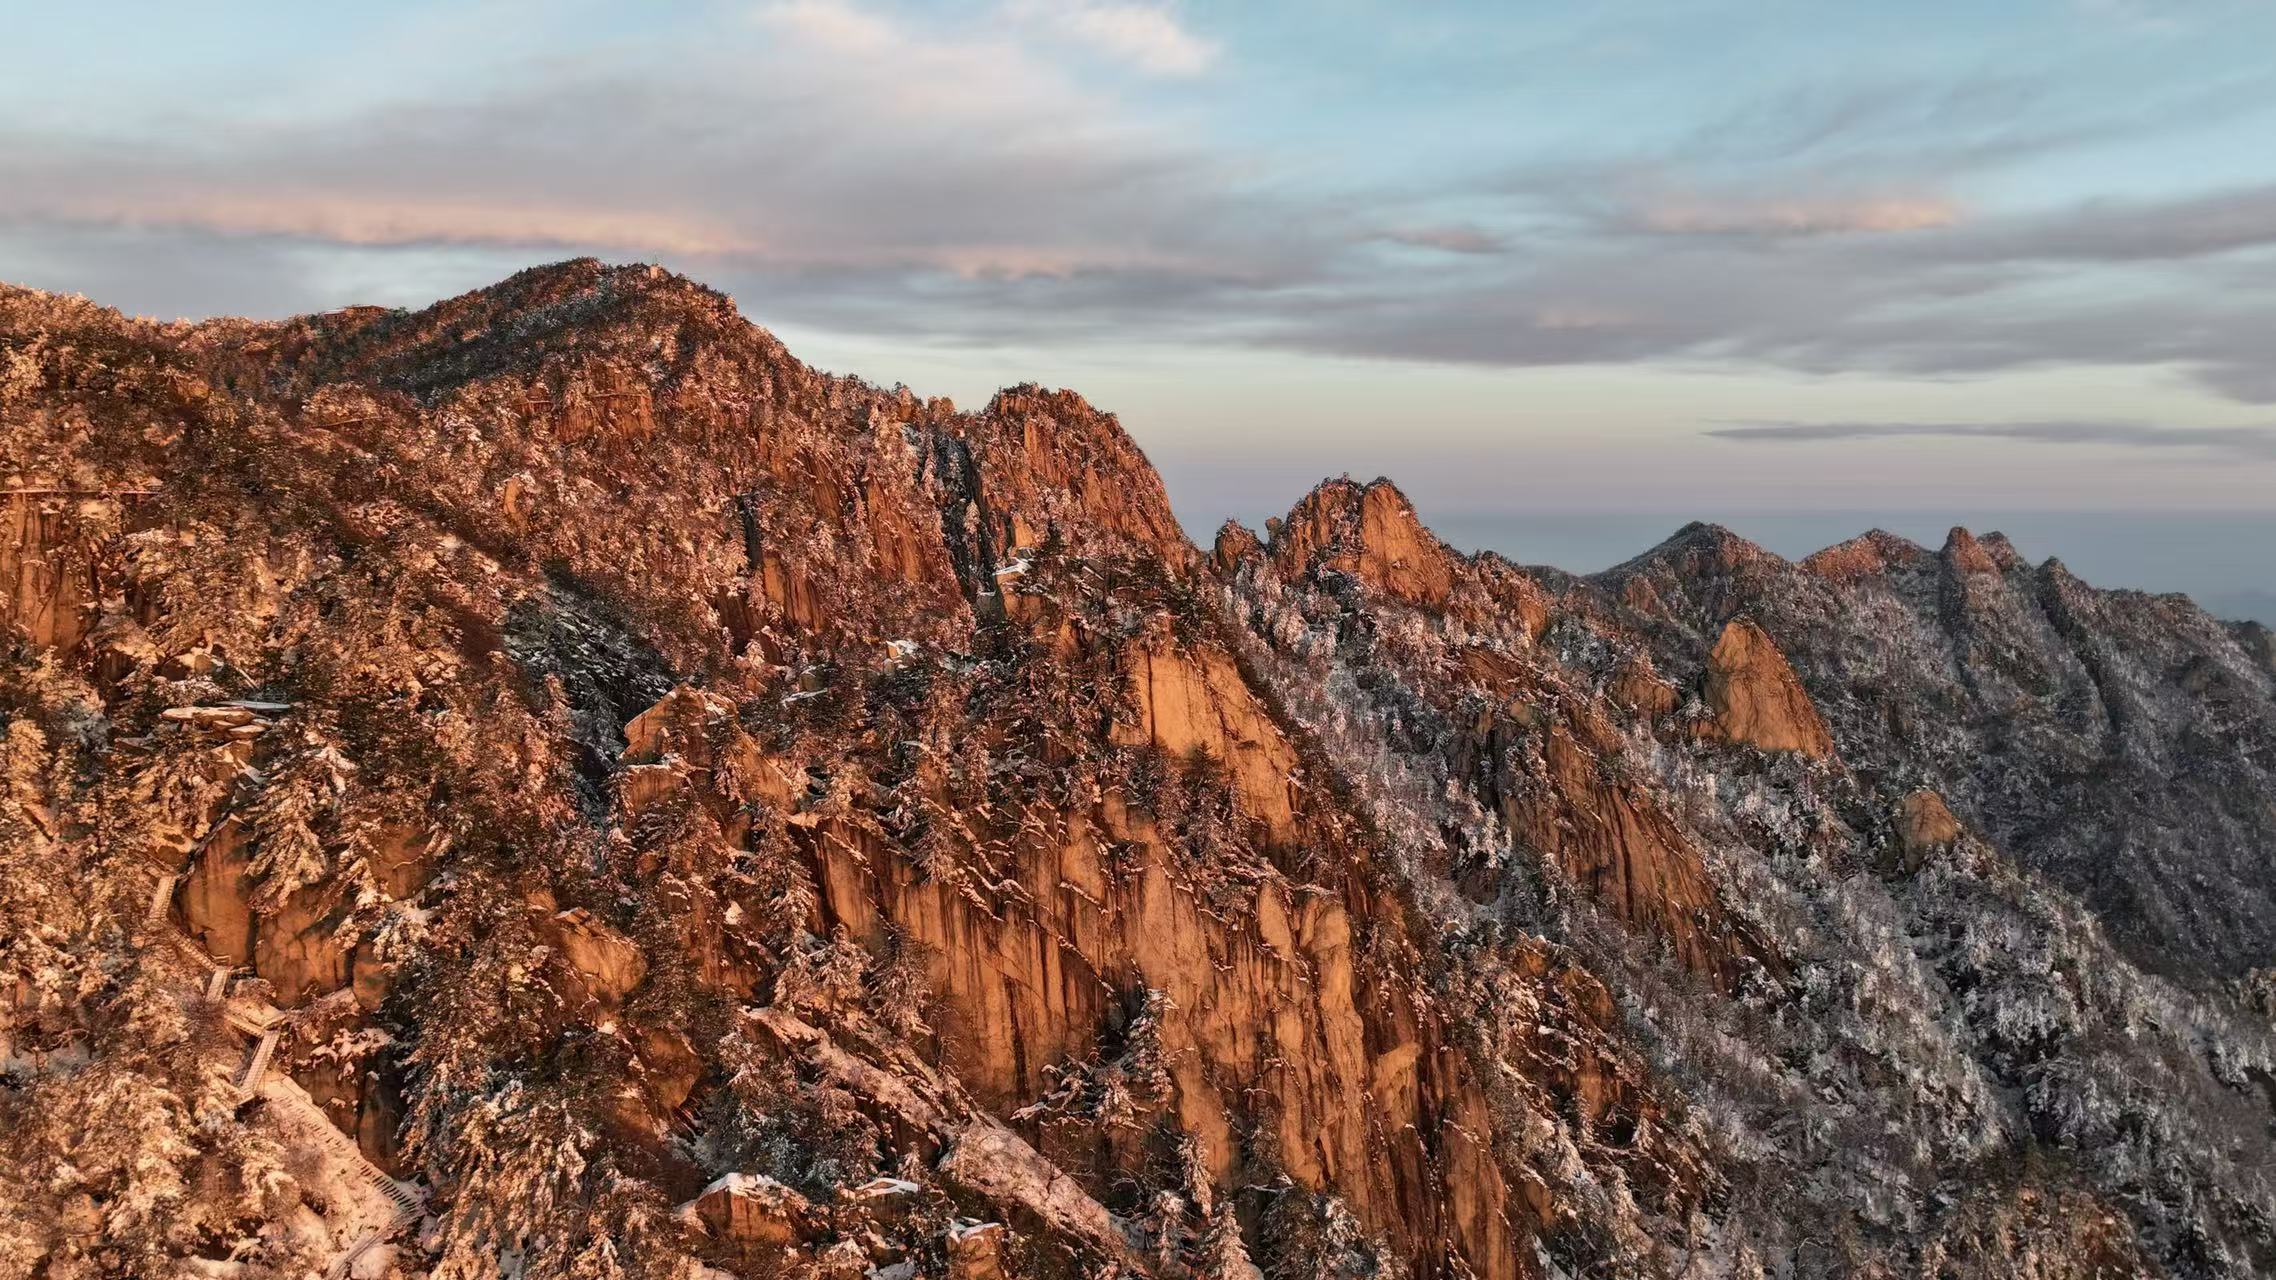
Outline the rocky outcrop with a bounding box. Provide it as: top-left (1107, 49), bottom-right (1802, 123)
top-left (255, 885), bottom-right (351, 1006)
top-left (548, 907), bottom-right (648, 1004)
top-left (1607, 651), bottom-right (1678, 718)
top-left (948, 1221), bottom-right (1011, 1280)
top-left (1211, 520), bottom-right (1263, 575)
top-left (181, 817), bottom-right (257, 965)
top-left (1271, 479), bottom-right (1457, 606)
top-left (1, 494), bottom-right (93, 652)
top-left (689, 1174), bottom-right (819, 1248)
top-left (1699, 618), bottom-right (1836, 758)
top-left (802, 807), bottom-right (1533, 1279)
top-left (2241, 621), bottom-right (2276, 676)
top-left (1896, 789), bottom-right (1963, 867)
top-left (1941, 525), bottom-right (2005, 577)
top-left (1501, 714), bottom-right (1771, 984)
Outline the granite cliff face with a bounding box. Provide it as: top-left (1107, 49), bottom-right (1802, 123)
top-left (3, 263), bottom-right (2273, 1280)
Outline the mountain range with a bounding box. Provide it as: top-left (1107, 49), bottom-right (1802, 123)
top-left (3, 260), bottom-right (2273, 1280)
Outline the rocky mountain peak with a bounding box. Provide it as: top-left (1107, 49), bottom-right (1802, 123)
top-left (1800, 528), bottom-right (1932, 580)
top-left (1597, 519), bottom-right (1782, 588)
top-left (1977, 530), bottom-right (2027, 571)
top-left (1941, 525), bottom-right (1992, 573)
top-left (251, 257), bottom-right (773, 402)
top-left (1267, 476), bottom-right (1457, 604)
top-left (1211, 519), bottom-right (1263, 573)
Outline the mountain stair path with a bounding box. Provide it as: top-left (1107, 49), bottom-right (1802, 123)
top-left (146, 869), bottom-right (426, 1278)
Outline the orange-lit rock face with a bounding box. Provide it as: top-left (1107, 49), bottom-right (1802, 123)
top-left (549, 907), bottom-right (648, 1004)
top-left (1211, 520), bottom-right (1263, 575)
top-left (0, 494), bottom-right (123, 654)
top-left (1506, 719), bottom-right (1772, 984)
top-left (797, 791), bottom-right (1594, 1280)
top-left (1942, 526), bottom-right (2003, 577)
top-left (1117, 636), bottom-right (1301, 840)
top-left (1701, 618), bottom-right (1836, 758)
top-left (1272, 479), bottom-right (1456, 606)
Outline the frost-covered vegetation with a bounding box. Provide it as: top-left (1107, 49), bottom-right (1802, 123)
top-left (5, 264), bottom-right (2273, 1279)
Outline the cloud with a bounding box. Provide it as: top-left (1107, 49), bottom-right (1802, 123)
top-left (758, 0), bottom-right (901, 51)
top-left (1705, 419), bottom-right (2276, 460)
top-left (1003, 1), bottom-right (1218, 76)
top-left (7, 13), bottom-right (2276, 413)
top-left (1367, 225), bottom-right (1506, 254)
top-left (7, 189), bottom-right (762, 257)
top-left (1914, 184), bottom-right (2276, 263)
top-left (1632, 194), bottom-right (1961, 237)
top-left (0, 0), bottom-right (1287, 290)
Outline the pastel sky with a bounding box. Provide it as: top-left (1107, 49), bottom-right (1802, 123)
top-left (5, 1), bottom-right (2275, 603)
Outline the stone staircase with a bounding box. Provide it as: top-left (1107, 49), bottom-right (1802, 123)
top-left (146, 869), bottom-right (425, 1278)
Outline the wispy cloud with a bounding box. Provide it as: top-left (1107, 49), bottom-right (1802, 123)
top-left (7, 4), bottom-right (2276, 414)
top-left (0, 0), bottom-right (1275, 289)
top-left (5, 189), bottom-right (763, 257)
top-left (1002, 0), bottom-right (1217, 76)
top-left (1367, 225), bottom-right (1506, 254)
top-left (1914, 184), bottom-right (2276, 263)
top-left (1632, 193), bottom-right (1961, 237)
top-left (1706, 419), bottom-right (2276, 459)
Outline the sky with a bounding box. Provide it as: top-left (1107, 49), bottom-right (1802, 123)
top-left (4, 1), bottom-right (2274, 612)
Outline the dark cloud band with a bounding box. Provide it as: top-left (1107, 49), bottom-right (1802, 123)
top-left (1707, 419), bottom-right (2276, 459)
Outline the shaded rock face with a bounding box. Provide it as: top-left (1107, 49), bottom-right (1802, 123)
top-left (1699, 618), bottom-right (1837, 758)
top-left (1225, 490), bottom-right (2276, 1279)
top-left (1607, 651), bottom-right (1678, 718)
top-left (2240, 621), bottom-right (2276, 676)
top-left (4, 263), bottom-right (2273, 1280)
top-left (1589, 517), bottom-right (2276, 983)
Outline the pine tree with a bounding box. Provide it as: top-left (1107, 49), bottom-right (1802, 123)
top-left (247, 736), bottom-right (354, 910)
top-left (1146, 1188), bottom-right (1190, 1274)
top-left (867, 921), bottom-right (933, 1040)
top-left (1198, 1202), bottom-right (1264, 1280)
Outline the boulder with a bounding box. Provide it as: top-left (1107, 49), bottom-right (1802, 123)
top-left (691, 1174), bottom-right (818, 1248)
top-left (1895, 790), bottom-right (1963, 869)
top-left (947, 1222), bottom-right (1010, 1280)
top-left (550, 908), bottom-right (647, 1003)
